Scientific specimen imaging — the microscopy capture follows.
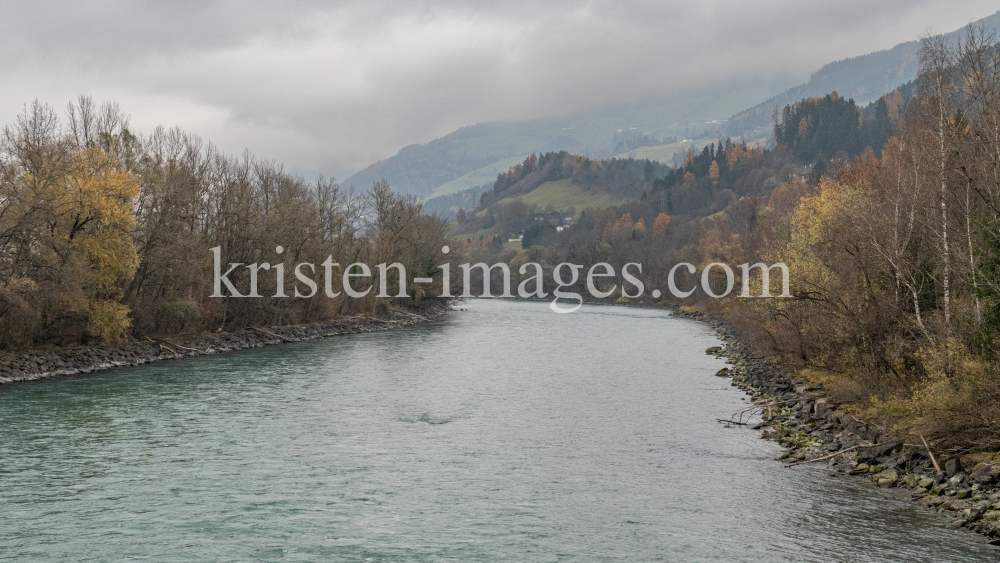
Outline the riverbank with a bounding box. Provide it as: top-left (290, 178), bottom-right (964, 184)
top-left (690, 310), bottom-right (1000, 544)
top-left (0, 301), bottom-right (450, 386)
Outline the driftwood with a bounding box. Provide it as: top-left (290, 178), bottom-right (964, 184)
top-left (146, 336), bottom-right (181, 357)
top-left (717, 418), bottom-right (749, 425)
top-left (920, 435), bottom-right (943, 475)
top-left (785, 444), bottom-right (875, 467)
top-left (718, 398), bottom-right (790, 426)
top-left (252, 327), bottom-right (299, 343)
top-left (159, 339), bottom-right (201, 352)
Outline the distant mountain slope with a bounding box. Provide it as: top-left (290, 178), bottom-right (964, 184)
top-left (350, 11), bottom-right (1000, 198)
top-left (724, 11), bottom-right (1000, 140)
top-left (345, 121), bottom-right (557, 198)
top-left (423, 183), bottom-right (492, 217)
top-left (345, 76), bottom-right (794, 196)
top-left (430, 155), bottom-right (531, 198)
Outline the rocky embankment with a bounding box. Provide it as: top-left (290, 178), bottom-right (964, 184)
top-left (0, 304), bottom-right (449, 385)
top-left (704, 320), bottom-right (1000, 544)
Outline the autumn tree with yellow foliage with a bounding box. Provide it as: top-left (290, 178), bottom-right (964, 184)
top-left (0, 102), bottom-right (139, 345)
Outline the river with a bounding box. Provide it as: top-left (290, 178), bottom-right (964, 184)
top-left (0, 300), bottom-right (995, 561)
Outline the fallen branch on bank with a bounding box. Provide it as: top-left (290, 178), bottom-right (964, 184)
top-left (717, 418), bottom-right (749, 425)
top-left (720, 398), bottom-right (791, 426)
top-left (252, 327), bottom-right (299, 343)
top-left (146, 336), bottom-right (181, 357)
top-left (159, 339), bottom-right (201, 352)
top-left (785, 443), bottom-right (876, 468)
top-left (920, 435), bottom-right (943, 475)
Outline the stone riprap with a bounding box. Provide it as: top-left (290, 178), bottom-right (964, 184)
top-left (0, 304), bottom-right (448, 386)
top-left (679, 308), bottom-right (1000, 544)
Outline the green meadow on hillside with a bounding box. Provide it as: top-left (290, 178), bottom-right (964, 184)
top-left (613, 138), bottom-right (711, 162)
top-left (480, 179), bottom-right (631, 217)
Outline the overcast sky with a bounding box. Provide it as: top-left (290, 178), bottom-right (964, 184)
top-left (1, 1), bottom-right (997, 179)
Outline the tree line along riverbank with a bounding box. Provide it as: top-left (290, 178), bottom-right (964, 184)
top-left (0, 97), bottom-right (453, 352)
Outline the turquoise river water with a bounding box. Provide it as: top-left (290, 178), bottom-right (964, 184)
top-left (0, 300), bottom-right (997, 561)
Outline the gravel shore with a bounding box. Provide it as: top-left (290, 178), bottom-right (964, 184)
top-left (683, 310), bottom-right (1000, 545)
top-left (0, 303), bottom-right (449, 386)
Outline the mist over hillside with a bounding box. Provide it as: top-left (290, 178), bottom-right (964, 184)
top-left (347, 10), bottom-right (1000, 217)
top-left (723, 11), bottom-right (1000, 140)
top-left (345, 75), bottom-right (795, 197)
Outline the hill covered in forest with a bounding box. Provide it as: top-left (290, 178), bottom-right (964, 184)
top-left (452, 85), bottom-right (906, 241)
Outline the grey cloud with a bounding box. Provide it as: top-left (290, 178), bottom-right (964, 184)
top-left (0, 0), bottom-right (996, 180)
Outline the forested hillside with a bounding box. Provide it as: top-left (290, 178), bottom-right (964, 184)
top-left (456, 87), bottom-right (899, 242)
top-left (451, 152), bottom-right (670, 239)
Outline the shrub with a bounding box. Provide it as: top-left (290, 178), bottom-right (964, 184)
top-left (87, 300), bottom-right (132, 344)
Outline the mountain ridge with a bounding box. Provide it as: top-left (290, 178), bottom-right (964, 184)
top-left (347, 11), bottom-right (1000, 199)
top-left (724, 11), bottom-right (1000, 140)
